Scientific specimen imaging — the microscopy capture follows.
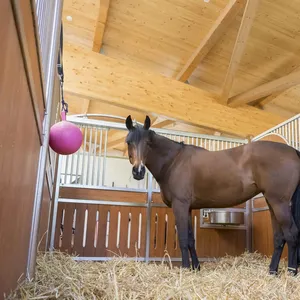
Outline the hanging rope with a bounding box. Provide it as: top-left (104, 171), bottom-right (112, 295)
top-left (57, 23), bottom-right (68, 114)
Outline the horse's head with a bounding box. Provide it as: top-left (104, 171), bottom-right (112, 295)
top-left (125, 115), bottom-right (152, 181)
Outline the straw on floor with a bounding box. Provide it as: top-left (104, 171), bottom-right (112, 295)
top-left (7, 250), bottom-right (300, 300)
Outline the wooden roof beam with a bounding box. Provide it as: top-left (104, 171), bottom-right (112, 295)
top-left (92, 0), bottom-right (110, 53)
top-left (221, 0), bottom-right (260, 104)
top-left (228, 70), bottom-right (300, 107)
top-left (253, 66), bottom-right (300, 108)
top-left (176, 0), bottom-right (245, 82)
top-left (63, 44), bottom-right (284, 137)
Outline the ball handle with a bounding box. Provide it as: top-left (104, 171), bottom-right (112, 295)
top-left (61, 110), bottom-right (66, 121)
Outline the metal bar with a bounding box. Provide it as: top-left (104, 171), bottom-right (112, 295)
top-left (49, 155), bottom-right (63, 250)
top-left (252, 207), bottom-right (269, 212)
top-left (97, 129), bottom-right (103, 186)
top-left (64, 155), bottom-right (69, 184)
top-left (252, 114), bottom-right (300, 141)
top-left (91, 128), bottom-right (97, 186)
top-left (145, 173), bottom-right (153, 263)
top-left (27, 0), bottom-right (63, 280)
top-left (291, 120), bottom-right (295, 148)
top-left (86, 127), bottom-right (93, 185)
top-left (295, 120), bottom-right (298, 149)
top-left (245, 199), bottom-right (252, 252)
top-left (101, 129), bottom-right (108, 186)
top-left (81, 126), bottom-right (88, 185)
top-left (58, 198), bottom-right (147, 207)
top-left (288, 122), bottom-right (292, 145)
top-left (60, 184), bottom-right (148, 193)
top-left (69, 153), bottom-right (75, 186)
top-left (67, 116), bottom-right (248, 144)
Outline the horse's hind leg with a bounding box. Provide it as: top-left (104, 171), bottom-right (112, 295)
top-left (266, 201), bottom-right (286, 275)
top-left (188, 211), bottom-right (200, 271)
top-left (267, 200), bottom-right (299, 275)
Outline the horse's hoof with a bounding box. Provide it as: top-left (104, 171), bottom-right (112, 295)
top-left (288, 267), bottom-right (297, 276)
top-left (194, 264), bottom-right (200, 272)
top-left (269, 270), bottom-right (278, 276)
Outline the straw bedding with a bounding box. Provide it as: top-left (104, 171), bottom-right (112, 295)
top-left (7, 251), bottom-right (300, 300)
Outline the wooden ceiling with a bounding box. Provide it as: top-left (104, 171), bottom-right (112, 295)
top-left (62, 0), bottom-right (300, 143)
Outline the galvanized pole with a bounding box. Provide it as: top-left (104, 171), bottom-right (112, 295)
top-left (145, 172), bottom-right (153, 263)
top-left (26, 0), bottom-right (63, 280)
top-left (49, 155), bottom-right (63, 250)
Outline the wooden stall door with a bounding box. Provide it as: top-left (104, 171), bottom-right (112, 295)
top-left (150, 193), bottom-right (247, 259)
top-left (55, 188), bottom-right (148, 259)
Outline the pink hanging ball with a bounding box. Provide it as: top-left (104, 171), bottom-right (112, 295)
top-left (49, 112), bottom-right (83, 155)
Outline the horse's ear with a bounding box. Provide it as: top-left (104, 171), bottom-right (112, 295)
top-left (144, 115), bottom-right (151, 130)
top-left (125, 115), bottom-right (133, 130)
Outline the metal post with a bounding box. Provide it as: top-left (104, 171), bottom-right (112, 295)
top-left (245, 199), bottom-right (252, 252)
top-left (26, 0), bottom-right (63, 280)
top-left (49, 155), bottom-right (63, 250)
top-left (145, 172), bottom-right (153, 263)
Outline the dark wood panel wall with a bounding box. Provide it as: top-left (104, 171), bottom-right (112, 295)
top-left (252, 197), bottom-right (288, 258)
top-left (0, 1), bottom-right (56, 298)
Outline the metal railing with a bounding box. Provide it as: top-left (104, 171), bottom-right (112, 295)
top-left (61, 115), bottom-right (248, 193)
top-left (252, 113), bottom-right (300, 150)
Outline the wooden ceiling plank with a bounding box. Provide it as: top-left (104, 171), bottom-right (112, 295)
top-left (221, 0), bottom-right (260, 103)
top-left (64, 44), bottom-right (284, 137)
top-left (176, 0), bottom-right (245, 82)
top-left (92, 0), bottom-right (110, 53)
top-left (228, 70), bottom-right (300, 107)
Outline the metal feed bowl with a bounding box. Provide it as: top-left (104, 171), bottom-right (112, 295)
top-left (208, 211), bottom-right (244, 225)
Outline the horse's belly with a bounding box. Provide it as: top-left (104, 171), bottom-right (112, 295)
top-left (192, 173), bottom-right (259, 209)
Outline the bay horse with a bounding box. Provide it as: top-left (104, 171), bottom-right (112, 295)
top-left (124, 115), bottom-right (300, 275)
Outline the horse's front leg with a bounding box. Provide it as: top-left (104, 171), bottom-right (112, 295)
top-left (172, 200), bottom-right (190, 269)
top-left (188, 211), bottom-right (200, 271)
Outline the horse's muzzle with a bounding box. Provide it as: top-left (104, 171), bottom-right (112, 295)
top-left (132, 165), bottom-right (146, 181)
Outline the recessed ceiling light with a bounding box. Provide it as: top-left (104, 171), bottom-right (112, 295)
top-left (204, 0), bottom-right (210, 2)
top-left (66, 15), bottom-right (72, 21)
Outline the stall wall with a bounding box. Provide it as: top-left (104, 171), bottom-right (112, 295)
top-left (55, 188), bottom-right (246, 259)
top-left (0, 1), bottom-right (45, 298)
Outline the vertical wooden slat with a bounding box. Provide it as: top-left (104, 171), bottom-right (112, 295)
top-left (139, 208), bottom-right (147, 257)
top-left (107, 206), bottom-right (119, 256)
top-left (119, 206), bottom-right (130, 256)
top-left (83, 204), bottom-right (98, 257)
top-left (72, 204), bottom-right (87, 256)
top-left (54, 202), bottom-right (65, 249)
top-left (95, 205), bottom-right (110, 257)
top-left (61, 203), bottom-right (76, 254)
top-left (128, 207), bottom-right (140, 256)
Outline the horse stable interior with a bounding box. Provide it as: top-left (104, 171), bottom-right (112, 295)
top-left (1, 0), bottom-right (300, 298)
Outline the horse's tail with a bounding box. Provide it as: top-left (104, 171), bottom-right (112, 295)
top-left (291, 150), bottom-right (300, 229)
top-left (291, 185), bottom-right (300, 229)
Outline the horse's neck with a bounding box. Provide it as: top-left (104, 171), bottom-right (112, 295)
top-left (145, 133), bottom-right (182, 183)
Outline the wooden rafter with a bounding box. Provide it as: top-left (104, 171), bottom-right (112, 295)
top-left (63, 44), bottom-right (284, 137)
top-left (92, 0), bottom-right (110, 53)
top-left (221, 0), bottom-right (260, 103)
top-left (253, 66), bottom-right (300, 108)
top-left (228, 70), bottom-right (300, 107)
top-left (176, 0), bottom-right (245, 82)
